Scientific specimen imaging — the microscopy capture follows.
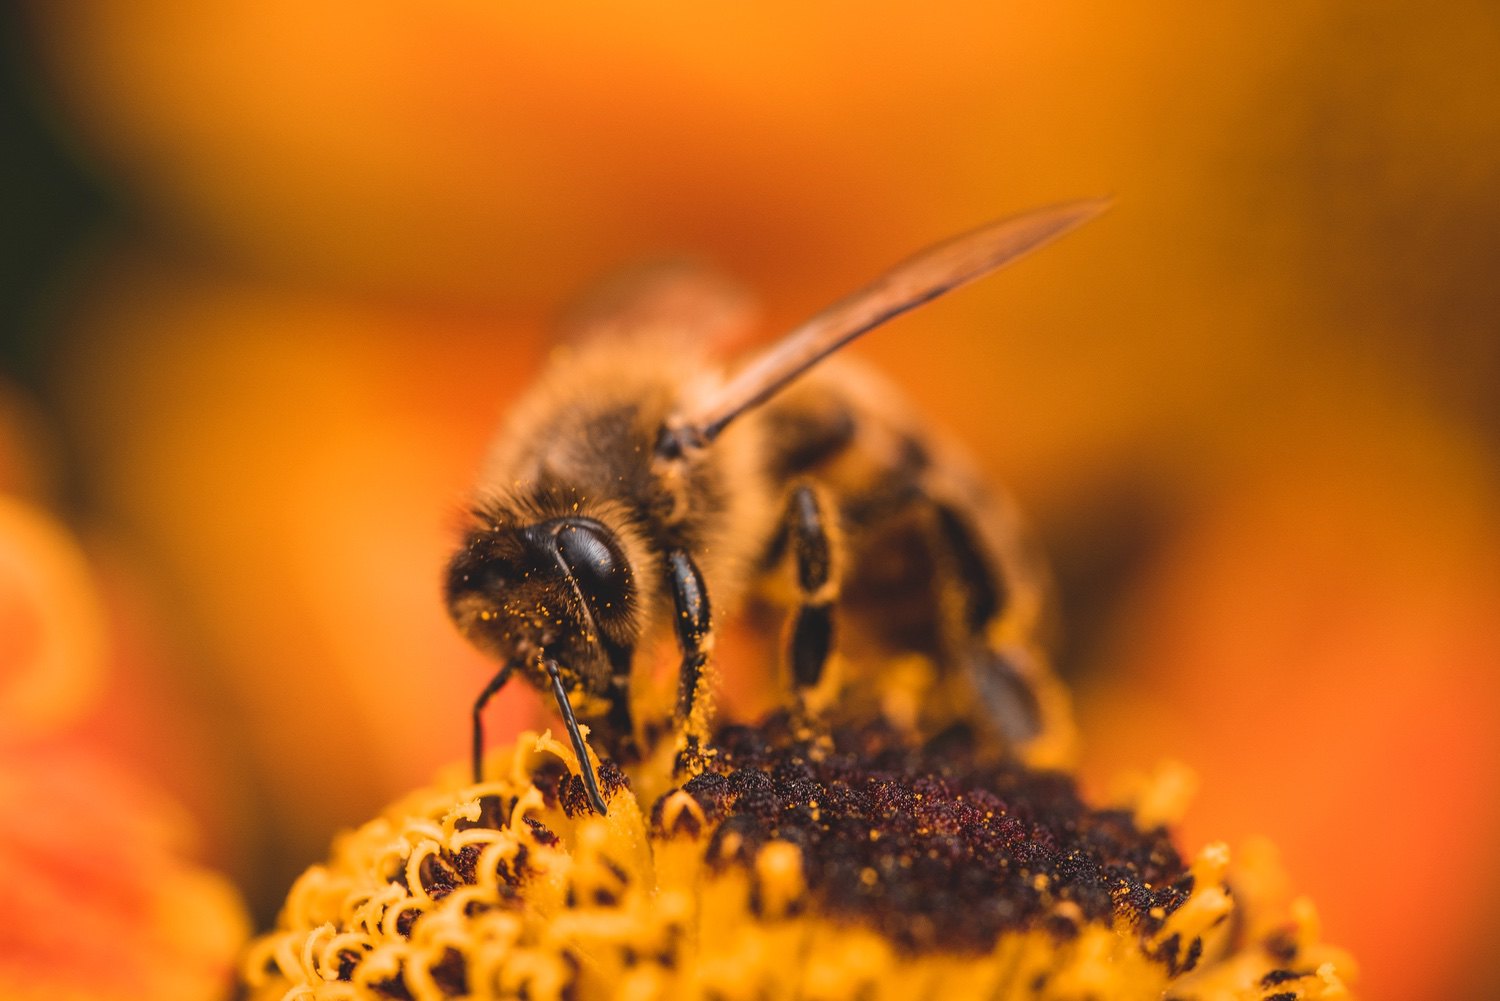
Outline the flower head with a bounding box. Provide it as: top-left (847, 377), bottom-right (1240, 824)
top-left (245, 715), bottom-right (1354, 1000)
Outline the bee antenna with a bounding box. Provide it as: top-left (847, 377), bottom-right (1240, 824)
top-left (667, 198), bottom-right (1110, 448)
top-left (544, 658), bottom-right (610, 815)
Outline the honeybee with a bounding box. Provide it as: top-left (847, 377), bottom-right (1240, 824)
top-left (446, 200), bottom-right (1105, 813)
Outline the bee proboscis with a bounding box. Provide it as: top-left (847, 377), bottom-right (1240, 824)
top-left (446, 199), bottom-right (1106, 813)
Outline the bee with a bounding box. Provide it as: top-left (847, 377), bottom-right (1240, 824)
top-left (446, 200), bottom-right (1106, 813)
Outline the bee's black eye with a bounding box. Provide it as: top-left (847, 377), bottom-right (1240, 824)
top-left (552, 519), bottom-right (632, 618)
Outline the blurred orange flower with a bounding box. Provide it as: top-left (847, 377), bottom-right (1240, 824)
top-left (0, 461), bottom-right (248, 999)
top-left (1075, 387), bottom-right (1500, 1001)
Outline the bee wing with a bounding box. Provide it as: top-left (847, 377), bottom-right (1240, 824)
top-left (557, 260), bottom-right (759, 353)
top-left (674, 198), bottom-right (1109, 442)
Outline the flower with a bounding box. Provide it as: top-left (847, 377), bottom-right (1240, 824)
top-left (0, 484), bottom-right (250, 1000)
top-left (0, 739), bottom-right (249, 1001)
top-left (245, 715), bottom-right (1354, 1000)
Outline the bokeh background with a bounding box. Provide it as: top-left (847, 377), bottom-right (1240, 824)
top-left (2, 3), bottom-right (1497, 999)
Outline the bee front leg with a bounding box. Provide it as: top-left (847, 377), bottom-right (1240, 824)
top-left (665, 549), bottom-right (713, 754)
top-left (544, 658), bottom-right (611, 815)
top-left (784, 482), bottom-right (842, 695)
top-left (471, 662), bottom-right (514, 783)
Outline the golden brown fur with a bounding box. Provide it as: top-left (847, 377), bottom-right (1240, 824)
top-left (449, 204), bottom-right (1100, 780)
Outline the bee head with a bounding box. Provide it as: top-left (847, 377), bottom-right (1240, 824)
top-left (445, 516), bottom-right (638, 687)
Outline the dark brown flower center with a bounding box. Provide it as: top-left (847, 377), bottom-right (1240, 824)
top-left (656, 715), bottom-right (1194, 956)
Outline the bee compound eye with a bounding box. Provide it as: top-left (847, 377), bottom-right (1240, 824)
top-left (552, 519), bottom-right (632, 618)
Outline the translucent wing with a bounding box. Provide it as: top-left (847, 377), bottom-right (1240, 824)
top-left (557, 260), bottom-right (758, 353)
top-left (673, 198), bottom-right (1109, 443)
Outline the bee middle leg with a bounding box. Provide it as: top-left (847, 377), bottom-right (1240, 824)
top-left (782, 482), bottom-right (842, 696)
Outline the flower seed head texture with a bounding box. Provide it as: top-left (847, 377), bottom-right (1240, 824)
top-left (244, 717), bottom-right (1354, 1000)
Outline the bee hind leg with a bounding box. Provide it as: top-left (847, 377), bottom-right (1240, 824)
top-left (930, 502), bottom-right (1042, 748)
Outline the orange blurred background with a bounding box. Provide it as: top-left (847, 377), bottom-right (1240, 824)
top-left (3, 3), bottom-right (1497, 999)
